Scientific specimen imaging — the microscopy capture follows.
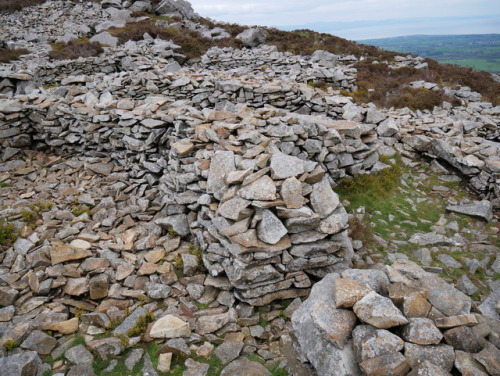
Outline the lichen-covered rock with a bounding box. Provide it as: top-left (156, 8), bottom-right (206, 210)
top-left (353, 291), bottom-right (408, 329)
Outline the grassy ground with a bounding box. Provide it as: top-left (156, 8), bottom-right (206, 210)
top-left (336, 155), bottom-right (499, 295)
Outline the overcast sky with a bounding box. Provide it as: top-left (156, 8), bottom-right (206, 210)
top-left (189, 0), bottom-right (500, 40)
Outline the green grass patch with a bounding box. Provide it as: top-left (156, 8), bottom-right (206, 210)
top-left (0, 218), bottom-right (18, 247)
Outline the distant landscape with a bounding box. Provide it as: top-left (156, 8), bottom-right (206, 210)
top-left (360, 34), bottom-right (500, 73)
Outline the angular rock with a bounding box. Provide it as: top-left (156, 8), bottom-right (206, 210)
top-left (236, 27), bottom-right (268, 47)
top-left (42, 318), bottom-right (79, 334)
top-left (281, 177), bottom-right (305, 209)
top-left (352, 325), bottom-right (404, 363)
top-left (220, 357), bottom-right (271, 376)
top-left (455, 350), bottom-right (489, 376)
top-left (333, 277), bottom-right (372, 308)
top-left (310, 177), bottom-right (340, 218)
top-left (65, 344), bottom-right (95, 366)
top-left (359, 352), bottom-right (410, 376)
top-left (214, 340), bottom-right (244, 364)
top-left (238, 175), bottom-right (276, 201)
top-left (270, 152), bottom-right (305, 179)
top-left (446, 200), bottom-right (493, 222)
top-left (0, 351), bottom-right (41, 376)
top-left (50, 246), bottom-right (92, 265)
top-left (20, 330), bottom-right (58, 355)
top-left (256, 209), bottom-right (287, 245)
top-left (474, 343), bottom-right (500, 375)
top-left (407, 360), bottom-right (452, 376)
top-left (404, 343), bottom-right (455, 371)
top-left (443, 326), bottom-right (485, 353)
top-left (353, 291), bottom-right (408, 329)
top-left (207, 151), bottom-right (236, 199)
top-left (155, 214), bottom-right (190, 237)
top-left (401, 318), bottom-right (443, 345)
top-left (377, 118), bottom-right (399, 137)
top-left (150, 315), bottom-right (191, 338)
top-left (434, 314), bottom-right (479, 328)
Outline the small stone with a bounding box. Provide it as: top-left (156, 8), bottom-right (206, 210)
top-left (333, 277), bottom-right (372, 308)
top-left (87, 337), bottom-right (125, 359)
top-left (352, 325), bottom-right (404, 363)
top-left (183, 358), bottom-right (209, 376)
top-left (43, 318), bottom-right (79, 334)
top-left (401, 318), bottom-right (443, 345)
top-left (377, 117), bottom-right (399, 137)
top-left (353, 291), bottom-right (408, 329)
top-left (21, 330), bottom-right (58, 355)
top-left (408, 360), bottom-right (452, 376)
top-left (65, 344), bottom-right (94, 365)
top-left (434, 314), bottom-right (479, 328)
top-left (310, 177), bottom-right (340, 218)
top-left (150, 315), bottom-right (191, 338)
top-left (238, 175), bottom-right (277, 201)
top-left (172, 140), bottom-right (195, 156)
top-left (270, 152), bottom-right (305, 179)
top-left (474, 343), bottom-right (500, 375)
top-left (457, 275), bottom-right (479, 296)
top-left (281, 177), bottom-right (305, 209)
top-left (360, 352), bottom-right (410, 376)
top-left (220, 357), bottom-right (271, 376)
top-left (89, 274), bottom-right (109, 299)
top-left (443, 325), bottom-right (485, 352)
top-left (214, 340), bottom-right (244, 364)
top-left (455, 350), bottom-right (489, 376)
top-left (446, 200), bottom-right (493, 222)
top-left (256, 209), bottom-right (287, 245)
top-left (50, 246), bottom-right (91, 265)
top-left (404, 343), bottom-right (455, 371)
top-left (158, 353), bottom-right (172, 373)
top-left (64, 277), bottom-right (89, 296)
top-left (0, 305), bottom-right (15, 321)
top-left (0, 351), bottom-right (41, 376)
top-left (125, 348), bottom-right (144, 371)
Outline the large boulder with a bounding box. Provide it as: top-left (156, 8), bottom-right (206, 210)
top-left (236, 28), bottom-right (268, 48)
top-left (155, 0), bottom-right (199, 20)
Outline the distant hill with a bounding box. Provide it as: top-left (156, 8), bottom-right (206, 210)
top-left (359, 34), bottom-right (500, 73)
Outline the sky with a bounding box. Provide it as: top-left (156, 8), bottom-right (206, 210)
top-left (189, 0), bottom-right (500, 40)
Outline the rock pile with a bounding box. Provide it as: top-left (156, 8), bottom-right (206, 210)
top-left (201, 46), bottom-right (358, 91)
top-left (292, 260), bottom-right (500, 375)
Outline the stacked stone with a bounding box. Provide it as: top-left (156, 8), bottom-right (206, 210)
top-left (201, 45), bottom-right (358, 91)
top-left (291, 259), bottom-right (500, 376)
top-left (388, 55), bottom-right (429, 71)
top-left (0, 71), bottom-right (40, 98)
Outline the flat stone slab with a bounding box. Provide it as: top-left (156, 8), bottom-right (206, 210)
top-left (446, 200), bottom-right (493, 222)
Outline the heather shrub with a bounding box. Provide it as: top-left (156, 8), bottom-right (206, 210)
top-left (0, 0), bottom-right (46, 13)
top-left (0, 47), bottom-right (29, 63)
top-left (49, 40), bottom-right (104, 60)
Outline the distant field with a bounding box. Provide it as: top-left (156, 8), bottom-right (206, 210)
top-left (360, 34), bottom-right (500, 73)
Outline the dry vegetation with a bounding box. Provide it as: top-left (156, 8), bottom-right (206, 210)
top-left (108, 19), bottom-right (244, 60)
top-left (264, 28), bottom-right (500, 107)
top-left (49, 39), bottom-right (104, 60)
top-left (0, 0), bottom-right (47, 13)
top-left (0, 47), bottom-right (30, 63)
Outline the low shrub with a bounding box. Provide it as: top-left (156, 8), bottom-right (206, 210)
top-left (0, 0), bottom-right (46, 13)
top-left (49, 39), bottom-right (104, 60)
top-left (0, 219), bottom-right (18, 247)
top-left (0, 47), bottom-right (30, 63)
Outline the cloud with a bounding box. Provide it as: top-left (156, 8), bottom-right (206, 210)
top-left (189, 0), bottom-right (500, 38)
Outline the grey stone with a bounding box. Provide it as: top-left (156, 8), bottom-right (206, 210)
top-left (377, 118), bottom-right (399, 137)
top-left (457, 274), bottom-right (479, 296)
top-left (443, 326), bottom-right (485, 353)
top-left (65, 344), bottom-right (94, 365)
top-left (0, 351), bottom-right (41, 376)
top-left (401, 318), bottom-right (443, 345)
top-left (20, 331), bottom-right (58, 355)
top-left (257, 209), bottom-right (287, 245)
top-left (125, 348), bottom-right (144, 371)
top-left (113, 307), bottom-right (148, 338)
top-left (236, 28), bottom-right (268, 47)
top-left (447, 200), bottom-right (493, 222)
top-left (183, 358), bottom-right (209, 376)
top-left (474, 343), bottom-right (500, 376)
top-left (352, 325), bottom-right (404, 363)
top-left (408, 361), bottom-right (452, 376)
top-left (310, 177), bottom-right (340, 218)
top-left (220, 357), bottom-right (271, 376)
top-left (214, 340), bottom-right (244, 364)
top-left (270, 152), bottom-right (305, 179)
top-left (404, 343), bottom-right (455, 371)
top-left (353, 291), bottom-right (408, 329)
top-left (359, 352), bottom-right (410, 376)
top-left (292, 273), bottom-right (362, 376)
top-left (89, 32), bottom-right (118, 48)
top-left (155, 214), bottom-right (190, 237)
top-left (207, 151), bottom-right (236, 199)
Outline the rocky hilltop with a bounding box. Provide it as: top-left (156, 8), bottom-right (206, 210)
top-left (0, 1), bottom-right (499, 375)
